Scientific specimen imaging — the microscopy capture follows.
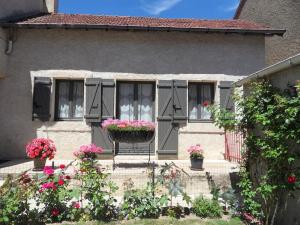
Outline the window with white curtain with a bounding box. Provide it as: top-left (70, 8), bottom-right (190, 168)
top-left (118, 82), bottom-right (154, 122)
top-left (55, 80), bottom-right (84, 120)
top-left (188, 83), bottom-right (214, 120)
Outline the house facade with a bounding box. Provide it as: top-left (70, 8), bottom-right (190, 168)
top-left (0, 2), bottom-right (284, 160)
top-left (235, 0), bottom-right (300, 65)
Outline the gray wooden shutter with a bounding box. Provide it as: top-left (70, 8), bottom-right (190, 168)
top-left (173, 80), bottom-right (188, 123)
top-left (157, 80), bottom-right (187, 157)
top-left (85, 78), bottom-right (102, 122)
top-left (219, 81), bottom-right (235, 112)
top-left (32, 77), bottom-right (52, 121)
top-left (90, 79), bottom-right (115, 154)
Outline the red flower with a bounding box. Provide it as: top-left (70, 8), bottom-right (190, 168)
top-left (288, 175), bottom-right (297, 184)
top-left (58, 179), bottom-right (65, 186)
top-left (72, 202), bottom-right (81, 209)
top-left (59, 164), bottom-right (66, 169)
top-left (202, 101), bottom-right (210, 107)
top-left (51, 209), bottom-right (60, 217)
top-left (65, 175), bottom-right (71, 180)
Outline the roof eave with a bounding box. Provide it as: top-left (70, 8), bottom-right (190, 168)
top-left (0, 23), bottom-right (286, 36)
top-left (235, 53), bottom-right (300, 86)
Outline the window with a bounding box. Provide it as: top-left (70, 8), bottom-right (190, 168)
top-left (188, 83), bottom-right (214, 120)
top-left (117, 82), bottom-right (155, 122)
top-left (55, 80), bottom-right (84, 120)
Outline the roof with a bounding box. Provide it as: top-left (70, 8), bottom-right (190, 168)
top-left (234, 0), bottom-right (247, 19)
top-left (235, 53), bottom-right (300, 86)
top-left (0, 13), bottom-right (285, 35)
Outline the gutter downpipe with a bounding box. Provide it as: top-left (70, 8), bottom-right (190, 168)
top-left (234, 54), bottom-right (300, 87)
top-left (5, 27), bottom-right (14, 55)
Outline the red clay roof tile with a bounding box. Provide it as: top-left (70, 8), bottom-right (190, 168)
top-left (2, 13), bottom-right (285, 35)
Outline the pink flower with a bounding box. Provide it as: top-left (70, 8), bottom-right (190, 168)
top-left (72, 202), bottom-right (81, 209)
top-left (288, 175), bottom-right (297, 184)
top-left (202, 101), bottom-right (210, 107)
top-left (51, 209), bottom-right (60, 216)
top-left (43, 166), bottom-right (54, 176)
top-left (25, 138), bottom-right (56, 160)
top-left (58, 179), bottom-right (65, 186)
top-left (187, 144), bottom-right (204, 158)
top-left (59, 164), bottom-right (66, 169)
top-left (101, 119), bottom-right (155, 131)
top-left (41, 181), bottom-right (56, 190)
top-left (73, 144), bottom-right (103, 159)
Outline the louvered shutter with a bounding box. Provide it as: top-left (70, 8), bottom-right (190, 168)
top-left (90, 79), bottom-right (115, 154)
top-left (157, 80), bottom-right (187, 157)
top-left (219, 81), bottom-right (235, 112)
top-left (85, 78), bottom-right (102, 122)
top-left (32, 77), bottom-right (52, 121)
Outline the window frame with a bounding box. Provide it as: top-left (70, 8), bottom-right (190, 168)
top-left (188, 82), bottom-right (215, 122)
top-left (54, 79), bottom-right (84, 121)
top-left (116, 81), bottom-right (156, 122)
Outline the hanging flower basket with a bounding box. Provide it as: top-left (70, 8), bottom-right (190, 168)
top-left (102, 119), bottom-right (155, 143)
top-left (108, 129), bottom-right (155, 143)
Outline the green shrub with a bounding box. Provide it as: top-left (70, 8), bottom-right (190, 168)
top-left (0, 174), bottom-right (38, 225)
top-left (192, 196), bottom-right (222, 218)
top-left (121, 185), bottom-right (167, 219)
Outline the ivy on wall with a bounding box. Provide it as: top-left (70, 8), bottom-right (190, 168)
top-left (210, 80), bottom-right (300, 224)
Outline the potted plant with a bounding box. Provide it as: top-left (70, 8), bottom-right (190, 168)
top-left (25, 138), bottom-right (56, 171)
top-left (187, 144), bottom-right (204, 170)
top-left (102, 119), bottom-right (155, 143)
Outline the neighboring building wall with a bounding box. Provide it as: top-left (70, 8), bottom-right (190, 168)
top-left (0, 0), bottom-right (57, 21)
top-left (243, 64), bottom-right (300, 225)
top-left (236, 0), bottom-right (300, 65)
top-left (0, 28), bottom-right (265, 159)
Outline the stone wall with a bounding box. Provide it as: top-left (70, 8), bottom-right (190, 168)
top-left (237, 0), bottom-right (300, 65)
top-left (0, 28), bottom-right (265, 159)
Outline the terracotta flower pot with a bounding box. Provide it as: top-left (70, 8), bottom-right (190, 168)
top-left (33, 158), bottom-right (46, 171)
top-left (108, 129), bottom-right (155, 143)
top-left (190, 158), bottom-right (204, 170)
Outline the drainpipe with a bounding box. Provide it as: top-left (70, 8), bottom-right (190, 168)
top-left (5, 27), bottom-right (14, 55)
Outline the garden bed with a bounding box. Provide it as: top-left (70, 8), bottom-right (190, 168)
top-left (58, 217), bottom-right (244, 225)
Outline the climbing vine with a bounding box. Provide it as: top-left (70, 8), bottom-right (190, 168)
top-left (211, 80), bottom-right (300, 224)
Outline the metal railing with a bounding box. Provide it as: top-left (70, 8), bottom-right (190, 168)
top-left (224, 129), bottom-right (244, 163)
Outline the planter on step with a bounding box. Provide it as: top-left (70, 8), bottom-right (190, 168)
top-left (33, 158), bottom-right (47, 171)
top-left (190, 158), bottom-right (204, 170)
top-left (108, 129), bottom-right (155, 143)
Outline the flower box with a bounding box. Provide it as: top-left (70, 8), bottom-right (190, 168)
top-left (108, 129), bottom-right (155, 143)
top-left (102, 119), bottom-right (155, 143)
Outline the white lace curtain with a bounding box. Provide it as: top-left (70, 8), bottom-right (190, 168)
top-left (189, 84), bottom-right (212, 120)
top-left (58, 81), bottom-right (83, 119)
top-left (119, 83), bottom-right (153, 122)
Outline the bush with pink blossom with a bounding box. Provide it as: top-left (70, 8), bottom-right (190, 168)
top-left (187, 144), bottom-right (204, 159)
top-left (34, 164), bottom-right (77, 223)
top-left (73, 144), bottom-right (103, 160)
top-left (25, 138), bottom-right (56, 160)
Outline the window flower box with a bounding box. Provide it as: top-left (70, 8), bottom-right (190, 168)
top-left (102, 119), bottom-right (155, 143)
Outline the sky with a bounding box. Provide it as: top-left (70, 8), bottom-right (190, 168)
top-left (59, 0), bottom-right (240, 19)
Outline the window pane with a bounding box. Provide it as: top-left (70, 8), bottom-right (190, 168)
top-left (57, 81), bottom-right (70, 118)
top-left (138, 84), bottom-right (153, 122)
top-left (189, 84), bottom-right (198, 120)
top-left (200, 84), bottom-right (212, 119)
top-left (119, 83), bottom-right (134, 121)
top-left (72, 81), bottom-right (84, 118)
